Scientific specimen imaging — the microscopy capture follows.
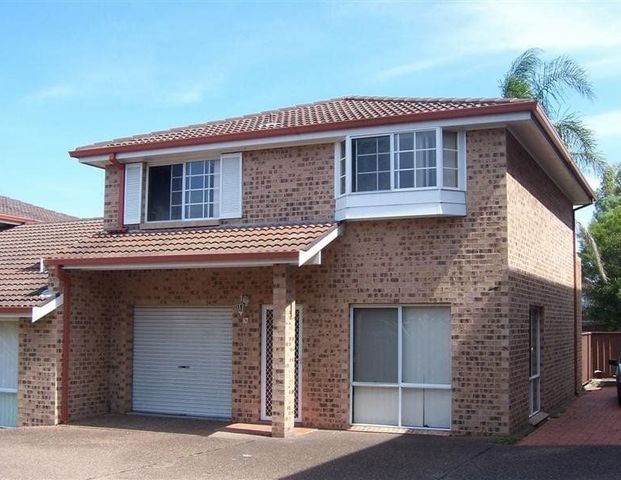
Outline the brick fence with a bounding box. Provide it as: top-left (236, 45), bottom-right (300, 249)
top-left (581, 332), bottom-right (621, 383)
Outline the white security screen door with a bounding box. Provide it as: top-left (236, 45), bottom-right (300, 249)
top-left (529, 306), bottom-right (542, 416)
top-left (0, 320), bottom-right (19, 428)
top-left (133, 306), bottom-right (232, 419)
top-left (351, 306), bottom-right (452, 429)
top-left (261, 305), bottom-right (302, 422)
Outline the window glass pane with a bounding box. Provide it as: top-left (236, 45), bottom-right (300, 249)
top-left (340, 177), bottom-right (346, 196)
top-left (189, 160), bottom-right (204, 175)
top-left (378, 154), bottom-right (390, 171)
top-left (443, 150), bottom-right (458, 169)
top-left (356, 173), bottom-right (377, 192)
top-left (416, 131), bottom-right (436, 150)
top-left (529, 307), bottom-right (540, 376)
top-left (378, 172), bottom-right (391, 190)
top-left (443, 130), bottom-right (458, 150)
top-left (423, 389), bottom-right (451, 428)
top-left (443, 169), bottom-right (458, 188)
top-left (398, 152), bottom-right (414, 170)
top-left (399, 170), bottom-right (414, 189)
top-left (340, 140), bottom-right (346, 158)
top-left (416, 150), bottom-right (436, 168)
top-left (186, 204), bottom-right (203, 219)
top-left (401, 388), bottom-right (424, 427)
top-left (171, 177), bottom-right (182, 191)
top-left (357, 155), bottom-right (377, 173)
top-left (377, 135), bottom-right (390, 153)
top-left (189, 190), bottom-right (203, 203)
top-left (398, 133), bottom-right (414, 151)
top-left (171, 191), bottom-right (182, 205)
top-left (353, 387), bottom-right (399, 426)
top-left (147, 165), bottom-right (172, 221)
top-left (172, 164), bottom-right (183, 177)
top-left (353, 308), bottom-right (398, 383)
top-left (356, 138), bottom-right (377, 154)
top-left (402, 306), bottom-right (451, 384)
top-left (190, 175), bottom-right (204, 189)
top-left (416, 170), bottom-right (437, 188)
top-left (170, 206), bottom-right (182, 220)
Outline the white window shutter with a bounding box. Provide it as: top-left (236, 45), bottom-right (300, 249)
top-left (219, 153), bottom-right (242, 219)
top-left (123, 163), bottom-right (143, 224)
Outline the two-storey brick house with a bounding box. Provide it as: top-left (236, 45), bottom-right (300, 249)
top-left (1, 96), bottom-right (593, 436)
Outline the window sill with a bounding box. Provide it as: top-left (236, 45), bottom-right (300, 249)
top-left (335, 188), bottom-right (466, 221)
top-left (139, 219), bottom-right (221, 230)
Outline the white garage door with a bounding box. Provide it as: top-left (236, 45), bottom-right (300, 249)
top-left (0, 319), bottom-right (18, 428)
top-left (133, 307), bottom-right (232, 419)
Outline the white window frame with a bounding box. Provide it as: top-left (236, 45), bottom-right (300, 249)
top-left (529, 306), bottom-right (542, 417)
top-left (349, 304), bottom-right (452, 431)
top-left (334, 127), bottom-right (466, 198)
top-left (260, 304), bottom-right (303, 422)
top-left (144, 158), bottom-right (221, 223)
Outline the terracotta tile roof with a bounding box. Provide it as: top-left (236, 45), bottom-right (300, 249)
top-left (71, 96), bottom-right (534, 156)
top-left (0, 219), bottom-right (102, 309)
top-left (48, 222), bottom-right (337, 265)
top-left (0, 195), bottom-right (77, 224)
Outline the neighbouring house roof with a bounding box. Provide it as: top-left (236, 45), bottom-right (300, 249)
top-left (70, 96), bottom-right (533, 157)
top-left (0, 195), bottom-right (77, 225)
top-left (0, 219), bottom-right (102, 309)
top-left (46, 222), bottom-right (340, 269)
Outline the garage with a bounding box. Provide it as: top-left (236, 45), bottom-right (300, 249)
top-left (0, 319), bottom-right (18, 428)
top-left (133, 306), bottom-right (233, 419)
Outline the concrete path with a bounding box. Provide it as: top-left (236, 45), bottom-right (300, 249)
top-left (520, 387), bottom-right (621, 446)
top-left (0, 413), bottom-right (619, 480)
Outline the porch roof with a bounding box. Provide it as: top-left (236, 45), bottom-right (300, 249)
top-left (0, 218), bottom-right (102, 311)
top-left (46, 222), bottom-right (341, 270)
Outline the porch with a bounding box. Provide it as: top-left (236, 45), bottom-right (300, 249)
top-left (44, 223), bottom-right (343, 438)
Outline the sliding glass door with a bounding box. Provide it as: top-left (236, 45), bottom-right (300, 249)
top-left (351, 306), bottom-right (452, 430)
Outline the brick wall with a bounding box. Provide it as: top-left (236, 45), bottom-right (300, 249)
top-left (18, 128), bottom-right (578, 436)
top-left (103, 165), bottom-right (121, 231)
top-left (505, 132), bottom-right (576, 431)
top-left (18, 313), bottom-right (62, 426)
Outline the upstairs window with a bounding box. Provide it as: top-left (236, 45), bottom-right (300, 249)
top-left (147, 159), bottom-right (220, 222)
top-left (341, 127), bottom-right (464, 195)
top-left (395, 131), bottom-right (437, 189)
top-left (352, 135), bottom-right (391, 192)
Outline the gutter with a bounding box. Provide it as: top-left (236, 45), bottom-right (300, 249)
top-left (55, 265), bottom-right (72, 424)
top-left (108, 153), bottom-right (126, 233)
top-left (0, 213), bottom-right (38, 226)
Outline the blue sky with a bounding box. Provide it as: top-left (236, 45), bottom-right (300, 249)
top-left (0, 1), bottom-right (619, 225)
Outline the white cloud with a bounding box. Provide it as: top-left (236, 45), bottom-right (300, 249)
top-left (373, 0), bottom-right (621, 82)
top-left (586, 109), bottom-right (621, 138)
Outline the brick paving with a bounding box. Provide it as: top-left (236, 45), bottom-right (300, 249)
top-left (519, 387), bottom-right (621, 445)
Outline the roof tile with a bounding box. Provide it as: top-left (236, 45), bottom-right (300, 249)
top-left (73, 96), bottom-right (530, 154)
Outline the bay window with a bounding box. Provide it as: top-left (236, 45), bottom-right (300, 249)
top-left (343, 127), bottom-right (464, 194)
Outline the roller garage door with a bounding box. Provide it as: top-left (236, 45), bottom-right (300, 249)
top-left (133, 307), bottom-right (232, 418)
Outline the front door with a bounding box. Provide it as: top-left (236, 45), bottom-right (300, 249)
top-left (261, 305), bottom-right (302, 422)
top-left (0, 319), bottom-right (18, 428)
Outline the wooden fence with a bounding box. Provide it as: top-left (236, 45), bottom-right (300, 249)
top-left (581, 331), bottom-right (621, 384)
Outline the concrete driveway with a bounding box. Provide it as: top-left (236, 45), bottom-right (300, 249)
top-left (0, 413), bottom-right (619, 480)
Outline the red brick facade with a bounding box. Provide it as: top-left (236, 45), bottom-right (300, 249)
top-left (18, 128), bottom-right (579, 436)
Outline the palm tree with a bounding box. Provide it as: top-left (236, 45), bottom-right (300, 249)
top-left (500, 48), bottom-right (605, 174)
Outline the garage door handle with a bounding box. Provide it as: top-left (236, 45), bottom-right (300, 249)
top-left (177, 365), bottom-right (191, 369)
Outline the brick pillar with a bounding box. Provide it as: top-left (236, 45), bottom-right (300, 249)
top-left (271, 264), bottom-right (296, 438)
